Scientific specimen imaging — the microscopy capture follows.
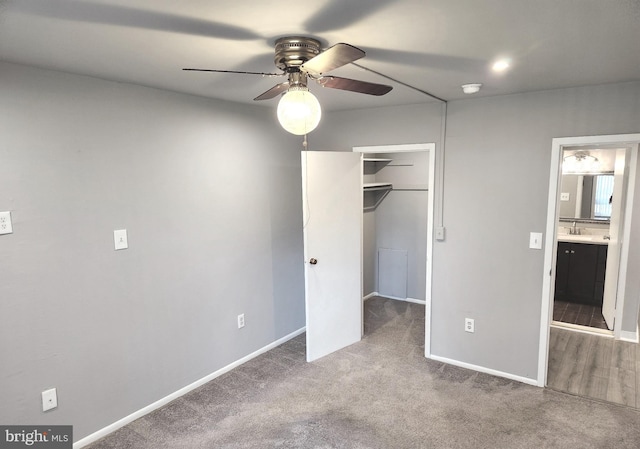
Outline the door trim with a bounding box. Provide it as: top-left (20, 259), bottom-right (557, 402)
top-left (353, 143), bottom-right (436, 357)
top-left (538, 134), bottom-right (640, 387)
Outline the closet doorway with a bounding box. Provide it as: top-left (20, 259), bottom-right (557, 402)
top-left (301, 144), bottom-right (435, 363)
top-left (355, 144), bottom-right (434, 305)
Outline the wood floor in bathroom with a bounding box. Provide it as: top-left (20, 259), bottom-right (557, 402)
top-left (547, 327), bottom-right (640, 408)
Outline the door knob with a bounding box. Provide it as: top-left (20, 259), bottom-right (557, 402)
top-left (309, 258), bottom-right (318, 265)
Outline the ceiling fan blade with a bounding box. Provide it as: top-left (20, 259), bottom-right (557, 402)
top-left (317, 76), bottom-right (392, 96)
top-left (304, 0), bottom-right (395, 33)
top-left (364, 47), bottom-right (485, 72)
top-left (254, 82), bottom-right (290, 101)
top-left (302, 43), bottom-right (365, 74)
top-left (183, 68), bottom-right (283, 77)
top-left (16, 0), bottom-right (262, 40)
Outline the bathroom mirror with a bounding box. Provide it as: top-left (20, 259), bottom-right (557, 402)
top-left (559, 173), bottom-right (613, 222)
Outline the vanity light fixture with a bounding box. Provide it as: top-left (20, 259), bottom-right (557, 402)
top-left (562, 150), bottom-right (601, 174)
top-left (461, 83), bottom-right (482, 94)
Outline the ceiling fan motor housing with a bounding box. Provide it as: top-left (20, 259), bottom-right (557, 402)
top-left (274, 37), bottom-right (321, 71)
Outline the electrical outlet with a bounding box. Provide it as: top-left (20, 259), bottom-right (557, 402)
top-left (237, 314), bottom-right (245, 329)
top-left (465, 318), bottom-right (475, 333)
top-left (0, 211), bottom-right (13, 235)
top-left (42, 388), bottom-right (58, 412)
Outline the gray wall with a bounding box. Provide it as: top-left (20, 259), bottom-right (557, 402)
top-left (0, 62), bottom-right (305, 439)
top-left (373, 152), bottom-right (429, 300)
top-left (375, 189), bottom-right (428, 300)
top-left (363, 211), bottom-right (376, 295)
top-left (312, 103), bottom-right (444, 151)
top-left (316, 82), bottom-right (640, 382)
top-left (433, 81), bottom-right (640, 380)
top-left (314, 104), bottom-right (442, 303)
top-left (559, 174), bottom-right (579, 218)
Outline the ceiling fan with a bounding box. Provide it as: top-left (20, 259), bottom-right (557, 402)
top-left (183, 36), bottom-right (393, 134)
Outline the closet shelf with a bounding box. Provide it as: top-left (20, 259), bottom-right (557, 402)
top-left (363, 158), bottom-right (393, 163)
top-left (363, 182), bottom-right (393, 191)
top-left (392, 184), bottom-right (428, 191)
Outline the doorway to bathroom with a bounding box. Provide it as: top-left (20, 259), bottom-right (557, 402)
top-left (539, 133), bottom-right (640, 398)
top-left (553, 146), bottom-right (625, 334)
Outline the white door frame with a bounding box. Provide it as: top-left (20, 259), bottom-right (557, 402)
top-left (352, 143), bottom-right (436, 356)
top-left (538, 134), bottom-right (640, 387)
top-left (601, 148), bottom-right (629, 329)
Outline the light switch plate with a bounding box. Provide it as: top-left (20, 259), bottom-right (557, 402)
top-left (0, 211), bottom-right (13, 235)
top-left (529, 232), bottom-right (543, 250)
top-left (42, 388), bottom-right (57, 412)
top-left (560, 192), bottom-right (570, 201)
top-left (114, 229), bottom-right (128, 250)
top-left (435, 226), bottom-right (446, 241)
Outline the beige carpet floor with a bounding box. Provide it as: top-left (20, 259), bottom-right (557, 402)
top-left (86, 297), bottom-right (640, 448)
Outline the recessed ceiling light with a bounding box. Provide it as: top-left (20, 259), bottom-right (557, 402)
top-left (461, 83), bottom-right (482, 94)
top-left (492, 59), bottom-right (511, 72)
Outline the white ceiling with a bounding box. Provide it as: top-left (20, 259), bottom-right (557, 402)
top-left (1, 0), bottom-right (639, 111)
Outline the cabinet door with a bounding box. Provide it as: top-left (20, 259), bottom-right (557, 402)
top-left (554, 242), bottom-right (572, 301)
top-left (593, 245), bottom-right (608, 304)
top-left (566, 243), bottom-right (599, 304)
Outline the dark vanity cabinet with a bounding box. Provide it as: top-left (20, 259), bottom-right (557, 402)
top-left (555, 242), bottom-right (608, 306)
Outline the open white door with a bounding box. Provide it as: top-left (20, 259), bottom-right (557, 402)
top-left (301, 151), bottom-right (363, 362)
top-left (602, 148), bottom-right (628, 329)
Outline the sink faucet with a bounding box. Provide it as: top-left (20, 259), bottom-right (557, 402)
top-left (570, 222), bottom-right (581, 235)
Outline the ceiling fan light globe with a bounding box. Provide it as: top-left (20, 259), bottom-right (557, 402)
top-left (277, 89), bottom-right (322, 135)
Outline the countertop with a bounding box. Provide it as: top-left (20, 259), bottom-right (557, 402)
top-left (557, 234), bottom-right (609, 245)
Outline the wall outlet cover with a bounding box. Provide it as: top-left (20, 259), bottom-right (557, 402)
top-left (0, 211), bottom-right (13, 235)
top-left (465, 318), bottom-right (475, 333)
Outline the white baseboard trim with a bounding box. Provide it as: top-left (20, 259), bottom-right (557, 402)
top-left (73, 326), bottom-right (306, 448)
top-left (620, 327), bottom-right (639, 343)
top-left (363, 292), bottom-right (378, 301)
top-left (551, 321), bottom-right (614, 338)
top-left (362, 292), bottom-right (426, 305)
top-left (429, 354), bottom-right (539, 387)
top-left (400, 297), bottom-right (426, 305)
